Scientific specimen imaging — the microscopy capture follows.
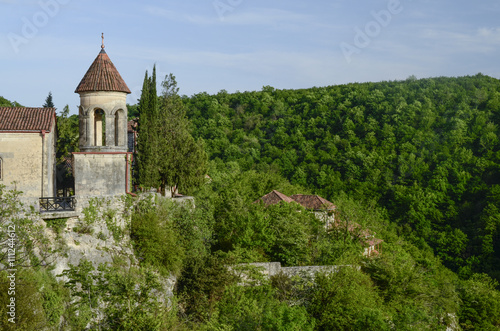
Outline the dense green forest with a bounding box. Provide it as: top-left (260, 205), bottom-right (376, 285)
top-left (183, 74), bottom-right (500, 282)
top-left (2, 176), bottom-right (500, 329)
top-left (1, 74), bottom-right (500, 329)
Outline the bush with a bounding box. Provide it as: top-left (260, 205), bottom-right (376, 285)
top-left (307, 267), bottom-right (389, 330)
top-left (176, 254), bottom-right (239, 322)
top-left (45, 218), bottom-right (67, 235)
top-left (458, 273), bottom-right (500, 329)
top-left (131, 202), bottom-right (185, 276)
top-left (210, 284), bottom-right (315, 330)
top-left (0, 269), bottom-right (53, 330)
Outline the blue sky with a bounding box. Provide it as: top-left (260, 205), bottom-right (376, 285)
top-left (1, 0), bottom-right (499, 113)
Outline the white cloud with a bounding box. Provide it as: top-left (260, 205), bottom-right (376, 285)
top-left (144, 5), bottom-right (314, 28)
top-left (144, 6), bottom-right (216, 25)
top-left (477, 27), bottom-right (500, 41)
top-left (222, 8), bottom-right (312, 26)
top-left (419, 26), bottom-right (500, 53)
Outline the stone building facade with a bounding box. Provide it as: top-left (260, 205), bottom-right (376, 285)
top-left (0, 107), bottom-right (57, 198)
top-left (0, 42), bottom-right (132, 201)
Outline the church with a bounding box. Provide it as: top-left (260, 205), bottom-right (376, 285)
top-left (0, 39), bottom-right (132, 208)
top-left (0, 107), bottom-right (57, 198)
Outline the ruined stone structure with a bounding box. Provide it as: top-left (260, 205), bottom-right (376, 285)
top-left (73, 41), bottom-right (132, 196)
top-left (0, 107), bottom-right (57, 198)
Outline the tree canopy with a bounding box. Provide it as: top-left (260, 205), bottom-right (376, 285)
top-left (183, 74), bottom-right (500, 281)
top-left (0, 96), bottom-right (22, 107)
top-left (2, 73), bottom-right (500, 329)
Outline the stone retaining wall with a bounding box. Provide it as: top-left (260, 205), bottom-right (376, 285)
top-left (233, 262), bottom-right (358, 281)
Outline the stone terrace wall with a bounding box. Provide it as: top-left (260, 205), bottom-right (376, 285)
top-left (234, 262), bottom-right (358, 280)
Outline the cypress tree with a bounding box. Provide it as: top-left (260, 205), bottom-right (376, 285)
top-left (136, 68), bottom-right (207, 194)
top-left (43, 91), bottom-right (54, 108)
top-left (136, 68), bottom-right (160, 189)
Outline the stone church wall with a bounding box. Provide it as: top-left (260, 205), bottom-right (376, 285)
top-left (73, 153), bottom-right (130, 196)
top-left (0, 130), bottom-right (56, 198)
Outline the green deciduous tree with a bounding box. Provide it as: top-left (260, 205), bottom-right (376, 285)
top-left (158, 73), bottom-right (207, 195)
top-left (458, 273), bottom-right (500, 329)
top-left (60, 258), bottom-right (174, 330)
top-left (181, 74), bottom-right (500, 281)
top-left (0, 269), bottom-right (50, 330)
top-left (0, 96), bottom-right (22, 107)
top-left (56, 105), bottom-right (79, 162)
top-left (210, 284), bottom-right (315, 330)
top-left (0, 185), bottom-right (54, 268)
top-left (131, 198), bottom-right (185, 276)
top-left (308, 268), bottom-right (389, 330)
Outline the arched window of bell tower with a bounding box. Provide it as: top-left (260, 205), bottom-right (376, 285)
top-left (94, 109), bottom-right (106, 146)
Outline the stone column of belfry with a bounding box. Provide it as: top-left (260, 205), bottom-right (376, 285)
top-left (105, 113), bottom-right (115, 147)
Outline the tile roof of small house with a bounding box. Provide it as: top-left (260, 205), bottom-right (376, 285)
top-left (290, 194), bottom-right (336, 211)
top-left (0, 107), bottom-right (55, 132)
top-left (75, 49), bottom-right (131, 94)
top-left (256, 190), bottom-right (295, 205)
top-left (128, 119), bottom-right (137, 132)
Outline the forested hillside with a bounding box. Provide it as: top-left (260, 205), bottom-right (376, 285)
top-left (2, 75), bottom-right (500, 329)
top-left (184, 74), bottom-right (500, 281)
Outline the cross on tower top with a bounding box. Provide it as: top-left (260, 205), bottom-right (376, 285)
top-left (101, 33), bottom-right (105, 49)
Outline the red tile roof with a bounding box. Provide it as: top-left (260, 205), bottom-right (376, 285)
top-left (290, 194), bottom-right (336, 211)
top-left (256, 190), bottom-right (295, 205)
top-left (128, 119), bottom-right (137, 132)
top-left (0, 107), bottom-right (55, 132)
top-left (75, 49), bottom-right (131, 94)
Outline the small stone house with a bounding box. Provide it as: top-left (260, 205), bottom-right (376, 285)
top-left (256, 190), bottom-right (382, 256)
top-left (0, 107), bottom-right (57, 198)
top-left (256, 190), bottom-right (336, 226)
top-left (289, 193), bottom-right (336, 227)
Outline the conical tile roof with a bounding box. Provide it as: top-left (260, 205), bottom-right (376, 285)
top-left (75, 49), bottom-right (131, 94)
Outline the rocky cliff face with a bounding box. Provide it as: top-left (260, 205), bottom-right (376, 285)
top-left (40, 195), bottom-right (176, 296)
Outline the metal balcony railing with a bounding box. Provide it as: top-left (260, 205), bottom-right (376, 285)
top-left (39, 197), bottom-right (76, 212)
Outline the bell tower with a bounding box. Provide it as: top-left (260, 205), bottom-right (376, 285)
top-left (73, 35), bottom-right (132, 196)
